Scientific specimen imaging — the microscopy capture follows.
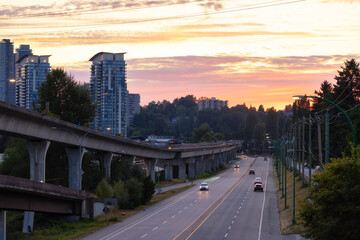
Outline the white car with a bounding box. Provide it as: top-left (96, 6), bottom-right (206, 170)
top-left (199, 182), bottom-right (209, 191)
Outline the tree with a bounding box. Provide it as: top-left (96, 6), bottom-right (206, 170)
top-left (96, 179), bottom-right (114, 198)
top-left (141, 175), bottom-right (155, 204)
top-left (125, 178), bottom-right (143, 209)
top-left (113, 180), bottom-right (129, 208)
top-left (265, 107), bottom-right (279, 139)
top-left (258, 105), bottom-right (265, 112)
top-left (36, 68), bottom-right (95, 126)
top-left (0, 138), bottom-right (29, 178)
top-left (300, 158), bottom-right (360, 240)
top-left (193, 123), bottom-right (213, 142)
top-left (332, 59), bottom-right (360, 110)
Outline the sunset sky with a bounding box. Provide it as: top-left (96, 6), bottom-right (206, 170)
top-left (1, 0), bottom-right (360, 110)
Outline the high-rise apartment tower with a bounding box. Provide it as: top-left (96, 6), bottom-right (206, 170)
top-left (15, 55), bottom-right (51, 109)
top-left (127, 93), bottom-right (140, 127)
top-left (89, 52), bottom-right (128, 136)
top-left (0, 39), bottom-right (15, 104)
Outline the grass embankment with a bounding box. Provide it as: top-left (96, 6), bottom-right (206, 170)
top-left (274, 164), bottom-right (309, 235)
top-left (6, 184), bottom-right (194, 240)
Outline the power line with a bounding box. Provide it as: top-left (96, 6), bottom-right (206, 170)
top-left (0, 0), bottom-right (287, 19)
top-left (0, 0), bottom-right (305, 31)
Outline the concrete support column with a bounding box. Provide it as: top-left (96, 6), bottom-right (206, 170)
top-left (210, 155), bottom-right (216, 172)
top-left (188, 163), bottom-right (196, 179)
top-left (0, 210), bottom-right (5, 240)
top-left (179, 161), bottom-right (186, 180)
top-left (205, 158), bottom-right (212, 172)
top-left (195, 156), bottom-right (205, 175)
top-left (165, 164), bottom-right (173, 181)
top-left (26, 140), bottom-right (51, 182)
top-left (145, 159), bottom-right (156, 182)
top-left (215, 155), bottom-right (220, 169)
top-left (98, 152), bottom-right (113, 181)
top-left (221, 153), bottom-right (226, 165)
top-left (66, 147), bottom-right (85, 190)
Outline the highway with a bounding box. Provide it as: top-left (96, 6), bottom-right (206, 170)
top-left (80, 157), bottom-right (304, 240)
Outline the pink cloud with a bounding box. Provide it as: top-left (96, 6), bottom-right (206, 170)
top-left (64, 54), bottom-right (360, 110)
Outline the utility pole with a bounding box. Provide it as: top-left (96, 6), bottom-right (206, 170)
top-left (316, 115), bottom-right (323, 168)
top-left (325, 110), bottom-right (329, 165)
top-left (292, 124), bottom-right (296, 224)
top-left (302, 116), bottom-right (305, 185)
top-left (298, 120), bottom-right (301, 177)
top-left (308, 115), bottom-right (312, 185)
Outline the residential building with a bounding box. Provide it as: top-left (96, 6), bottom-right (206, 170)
top-left (15, 55), bottom-right (51, 109)
top-left (197, 97), bottom-right (228, 111)
top-left (0, 39), bottom-right (15, 104)
top-left (15, 45), bottom-right (32, 63)
top-left (89, 52), bottom-right (128, 136)
top-left (127, 93), bottom-right (140, 127)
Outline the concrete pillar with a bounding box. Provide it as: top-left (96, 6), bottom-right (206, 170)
top-left (98, 152), bottom-right (113, 181)
top-left (220, 153), bottom-right (225, 165)
top-left (195, 156), bottom-right (205, 175)
top-left (26, 140), bottom-right (51, 182)
top-left (66, 147), bottom-right (85, 190)
top-left (188, 163), bottom-right (196, 179)
top-left (215, 155), bottom-right (220, 169)
top-left (210, 154), bottom-right (216, 172)
top-left (0, 210), bottom-right (5, 240)
top-left (145, 159), bottom-right (156, 182)
top-left (179, 161), bottom-right (186, 180)
top-left (205, 158), bottom-right (212, 172)
top-left (165, 164), bottom-right (173, 181)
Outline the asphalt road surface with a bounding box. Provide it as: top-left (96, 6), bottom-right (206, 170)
top-left (80, 157), bottom-right (305, 240)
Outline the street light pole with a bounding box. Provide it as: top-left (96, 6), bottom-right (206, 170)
top-left (293, 95), bottom-right (357, 162)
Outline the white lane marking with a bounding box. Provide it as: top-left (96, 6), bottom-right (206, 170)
top-left (228, 226), bottom-right (231, 230)
top-left (162, 221), bottom-right (167, 224)
top-left (232, 220), bottom-right (234, 224)
top-left (184, 207), bottom-right (188, 209)
top-left (225, 233), bottom-right (228, 238)
top-left (141, 234), bottom-right (147, 238)
top-left (257, 158), bottom-right (270, 240)
top-left (171, 215), bottom-right (175, 218)
top-left (99, 190), bottom-right (194, 240)
top-left (190, 203), bottom-right (193, 205)
top-left (178, 210), bottom-right (182, 214)
top-left (234, 215), bottom-right (237, 218)
top-left (152, 227), bottom-right (158, 231)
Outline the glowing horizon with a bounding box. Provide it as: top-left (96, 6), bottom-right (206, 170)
top-left (2, 0), bottom-right (360, 110)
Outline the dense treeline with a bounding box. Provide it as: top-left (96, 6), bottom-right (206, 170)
top-left (291, 59), bottom-right (360, 159)
top-left (128, 95), bottom-right (292, 152)
top-left (286, 59), bottom-right (360, 239)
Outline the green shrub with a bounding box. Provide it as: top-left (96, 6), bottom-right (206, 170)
top-left (95, 179), bottom-right (114, 198)
top-left (113, 180), bottom-right (129, 208)
top-left (125, 178), bottom-right (143, 209)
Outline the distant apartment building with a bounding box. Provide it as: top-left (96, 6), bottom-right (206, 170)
top-left (89, 52), bottom-right (128, 136)
top-left (15, 55), bottom-right (51, 109)
top-left (197, 97), bottom-right (228, 111)
top-left (0, 39), bottom-right (15, 104)
top-left (127, 93), bottom-right (140, 127)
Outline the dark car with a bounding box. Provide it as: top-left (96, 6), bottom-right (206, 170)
top-left (254, 183), bottom-right (263, 192)
top-left (249, 169), bottom-right (255, 175)
top-left (264, 157), bottom-right (267, 161)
